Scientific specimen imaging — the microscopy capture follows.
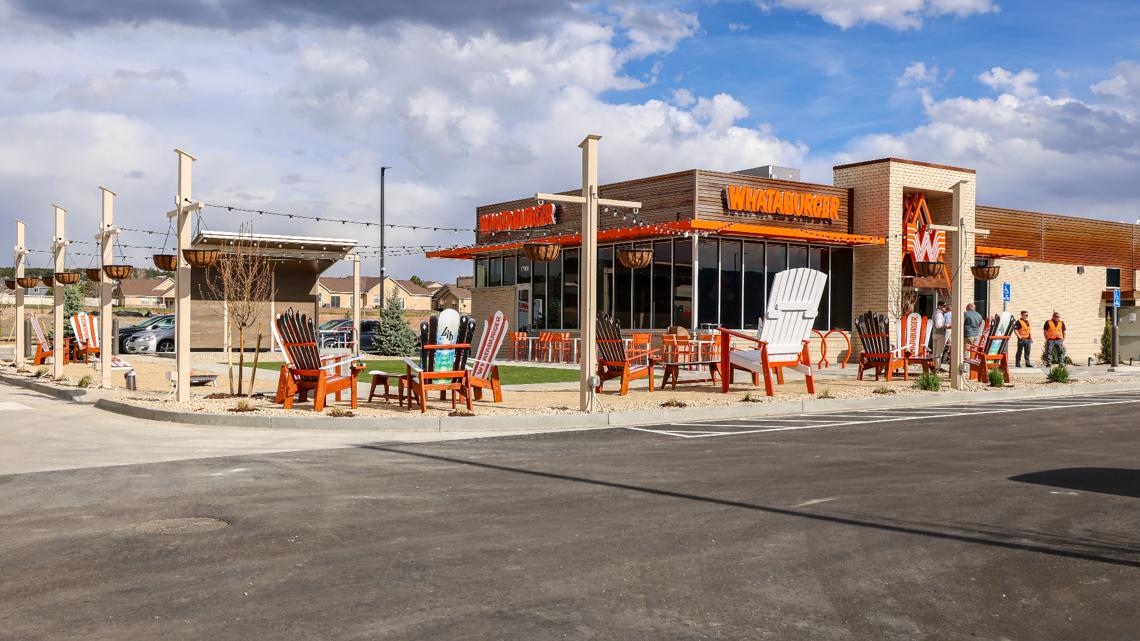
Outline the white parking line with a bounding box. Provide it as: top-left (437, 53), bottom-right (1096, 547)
top-left (635, 395), bottom-right (1140, 439)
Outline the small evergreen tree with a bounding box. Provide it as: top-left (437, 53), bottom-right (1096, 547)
top-left (1099, 317), bottom-right (1113, 364)
top-left (374, 292), bottom-right (418, 356)
top-left (63, 284), bottom-right (84, 338)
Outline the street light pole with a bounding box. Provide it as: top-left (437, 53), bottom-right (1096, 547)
top-left (379, 166), bottom-right (390, 310)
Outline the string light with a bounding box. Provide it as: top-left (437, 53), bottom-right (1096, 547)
top-left (197, 202), bottom-right (477, 233)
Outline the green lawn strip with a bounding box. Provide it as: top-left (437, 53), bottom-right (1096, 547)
top-left (246, 359), bottom-right (579, 385)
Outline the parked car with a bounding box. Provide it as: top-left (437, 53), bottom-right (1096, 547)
top-left (317, 319), bottom-right (380, 352)
top-left (117, 314), bottom-right (174, 352)
top-left (124, 322), bottom-right (175, 354)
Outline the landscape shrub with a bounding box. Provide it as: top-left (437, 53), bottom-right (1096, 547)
top-left (816, 388), bottom-right (833, 399)
top-left (915, 372), bottom-right (941, 391)
top-left (1047, 365), bottom-right (1071, 384)
top-left (872, 385), bottom-right (894, 395)
top-left (988, 368), bottom-right (1005, 388)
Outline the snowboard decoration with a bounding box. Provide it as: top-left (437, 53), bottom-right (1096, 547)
top-left (988, 311), bottom-right (1015, 356)
top-left (434, 308), bottom-right (461, 371)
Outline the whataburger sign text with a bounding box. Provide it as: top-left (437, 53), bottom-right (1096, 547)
top-left (724, 184), bottom-right (841, 222)
top-left (479, 202), bottom-right (557, 233)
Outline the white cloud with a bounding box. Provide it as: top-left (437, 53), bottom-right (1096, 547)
top-left (727, 22), bottom-right (751, 32)
top-left (978, 66), bottom-right (1038, 98)
top-left (1092, 61), bottom-right (1140, 102)
top-left (834, 62), bottom-right (1140, 220)
top-left (670, 87), bottom-right (695, 106)
top-left (897, 61), bottom-right (942, 87)
top-left (761, 0), bottom-right (998, 30)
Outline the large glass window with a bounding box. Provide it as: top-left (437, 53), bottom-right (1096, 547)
top-left (789, 245), bottom-right (808, 269)
top-left (563, 249), bottom-right (579, 330)
top-left (502, 254), bottom-right (517, 286)
top-left (488, 257), bottom-right (502, 287)
top-left (532, 259), bottom-right (547, 330)
top-left (475, 258), bottom-right (487, 288)
top-left (673, 239), bottom-right (692, 330)
top-left (829, 248), bottom-right (853, 330)
top-left (766, 244), bottom-right (787, 297)
top-left (720, 240), bottom-right (743, 328)
top-left (548, 254), bottom-right (562, 329)
top-left (517, 254), bottom-right (532, 287)
top-left (973, 259), bottom-right (989, 318)
top-left (743, 242), bottom-right (766, 329)
top-left (598, 245), bottom-right (613, 318)
top-left (614, 244), bottom-right (633, 328)
top-left (652, 241), bottom-right (672, 328)
top-left (698, 238), bottom-right (719, 326)
top-left (809, 247), bottom-right (830, 330)
top-left (632, 243), bottom-right (652, 329)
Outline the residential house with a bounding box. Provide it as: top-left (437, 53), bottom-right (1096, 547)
top-left (382, 277), bottom-right (435, 310)
top-left (318, 276), bottom-right (382, 308)
top-left (115, 277), bottom-right (175, 308)
top-left (432, 284), bottom-right (472, 314)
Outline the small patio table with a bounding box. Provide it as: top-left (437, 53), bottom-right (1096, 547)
top-left (650, 356), bottom-right (721, 390)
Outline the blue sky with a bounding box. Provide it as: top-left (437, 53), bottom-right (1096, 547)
top-left (1, 0), bottom-right (1138, 280)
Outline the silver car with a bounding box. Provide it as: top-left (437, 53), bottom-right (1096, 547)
top-left (124, 322), bottom-right (175, 353)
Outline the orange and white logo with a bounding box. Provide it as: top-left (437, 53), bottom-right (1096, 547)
top-left (908, 228), bottom-right (945, 262)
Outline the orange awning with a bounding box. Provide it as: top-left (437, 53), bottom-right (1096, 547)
top-left (976, 245), bottom-right (1029, 258)
top-left (427, 219), bottom-right (884, 259)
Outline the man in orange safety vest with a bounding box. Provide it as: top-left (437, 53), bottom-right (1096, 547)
top-left (1043, 311), bottom-right (1067, 366)
top-left (1014, 310), bottom-right (1033, 368)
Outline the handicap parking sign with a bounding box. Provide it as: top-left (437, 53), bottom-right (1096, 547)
top-left (1002, 282), bottom-right (1011, 303)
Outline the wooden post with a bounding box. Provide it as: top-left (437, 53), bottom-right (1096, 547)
top-left (536, 134), bottom-right (640, 412)
top-left (351, 253), bottom-right (362, 350)
top-left (13, 221), bottom-right (25, 367)
top-left (99, 188), bottom-right (115, 387)
top-left (931, 181), bottom-right (986, 391)
top-left (173, 149), bottom-right (195, 402)
top-left (52, 205), bottom-right (67, 380)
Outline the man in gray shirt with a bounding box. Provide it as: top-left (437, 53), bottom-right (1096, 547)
top-left (963, 303), bottom-right (984, 348)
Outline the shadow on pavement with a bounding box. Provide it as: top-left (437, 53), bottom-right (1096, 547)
top-left (357, 444), bottom-right (1140, 568)
top-left (1010, 467), bottom-right (1140, 499)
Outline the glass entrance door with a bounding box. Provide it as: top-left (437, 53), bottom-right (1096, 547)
top-left (516, 284), bottom-right (531, 333)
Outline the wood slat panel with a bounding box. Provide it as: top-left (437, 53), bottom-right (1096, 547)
top-left (978, 204), bottom-right (1138, 290)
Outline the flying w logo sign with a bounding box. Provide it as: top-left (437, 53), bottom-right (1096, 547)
top-left (908, 229), bottom-right (945, 262)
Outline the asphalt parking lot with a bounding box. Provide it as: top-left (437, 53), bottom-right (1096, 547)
top-left (2, 389), bottom-right (1138, 640)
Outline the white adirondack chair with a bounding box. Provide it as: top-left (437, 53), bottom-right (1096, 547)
top-left (719, 268), bottom-right (827, 396)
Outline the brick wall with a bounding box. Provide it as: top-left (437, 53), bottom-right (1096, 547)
top-left (471, 285), bottom-right (515, 359)
top-left (991, 259), bottom-right (1108, 363)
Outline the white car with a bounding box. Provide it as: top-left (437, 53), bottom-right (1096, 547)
top-left (124, 326), bottom-right (175, 353)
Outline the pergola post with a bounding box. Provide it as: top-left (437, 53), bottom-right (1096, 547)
top-left (536, 134), bottom-right (641, 412)
top-left (99, 187), bottom-right (115, 387)
top-left (931, 181), bottom-right (986, 391)
top-left (13, 220), bottom-right (25, 367)
top-left (173, 149), bottom-right (196, 402)
top-left (51, 205), bottom-right (67, 380)
top-left (351, 253), bottom-right (361, 349)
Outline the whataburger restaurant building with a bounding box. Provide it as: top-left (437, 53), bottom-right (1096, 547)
top-left (429, 157), bottom-right (1140, 363)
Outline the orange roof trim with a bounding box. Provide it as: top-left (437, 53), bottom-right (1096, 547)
top-left (426, 220), bottom-right (885, 259)
top-left (976, 245), bottom-right (1029, 258)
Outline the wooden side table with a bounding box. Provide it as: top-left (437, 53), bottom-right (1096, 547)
top-left (651, 357), bottom-right (721, 390)
top-left (367, 371), bottom-right (408, 404)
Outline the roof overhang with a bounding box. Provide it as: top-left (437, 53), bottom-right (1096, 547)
top-left (193, 231), bottom-right (357, 260)
top-left (427, 220), bottom-right (884, 259)
top-left (976, 245), bottom-right (1029, 258)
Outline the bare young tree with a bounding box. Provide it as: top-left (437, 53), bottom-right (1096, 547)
top-left (204, 223), bottom-right (275, 395)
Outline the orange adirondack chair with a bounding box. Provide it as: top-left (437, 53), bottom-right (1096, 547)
top-left (856, 311), bottom-right (906, 381)
top-left (596, 313), bottom-right (657, 395)
top-left (29, 314), bottom-right (64, 365)
top-left (272, 308), bottom-right (364, 412)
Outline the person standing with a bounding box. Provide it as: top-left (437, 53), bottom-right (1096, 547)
top-left (963, 303), bottom-right (984, 349)
top-left (1043, 311), bottom-right (1067, 366)
top-left (932, 301), bottom-right (951, 371)
top-left (1014, 310), bottom-right (1033, 367)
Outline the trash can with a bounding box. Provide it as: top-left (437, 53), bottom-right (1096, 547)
top-left (124, 370), bottom-right (137, 390)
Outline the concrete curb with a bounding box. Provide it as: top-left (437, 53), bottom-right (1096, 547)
top-left (0, 373), bottom-right (96, 402)
top-left (7, 370), bottom-right (1140, 432)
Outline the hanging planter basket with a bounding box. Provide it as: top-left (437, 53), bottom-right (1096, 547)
top-left (103, 264), bottom-right (134, 281)
top-left (4, 279), bottom-right (15, 290)
top-left (41, 275), bottom-right (55, 288)
top-left (86, 268), bottom-right (103, 282)
top-left (913, 261), bottom-right (944, 278)
top-left (182, 248), bottom-right (219, 268)
top-left (153, 254), bottom-right (178, 271)
top-left (54, 271), bottom-right (82, 285)
top-left (617, 248), bottom-right (653, 269)
top-left (971, 265), bottom-right (1000, 281)
top-left (522, 242), bottom-right (560, 263)
top-left (16, 277), bottom-right (39, 289)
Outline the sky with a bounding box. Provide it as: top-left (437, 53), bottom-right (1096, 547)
top-left (1, 0), bottom-right (1139, 281)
